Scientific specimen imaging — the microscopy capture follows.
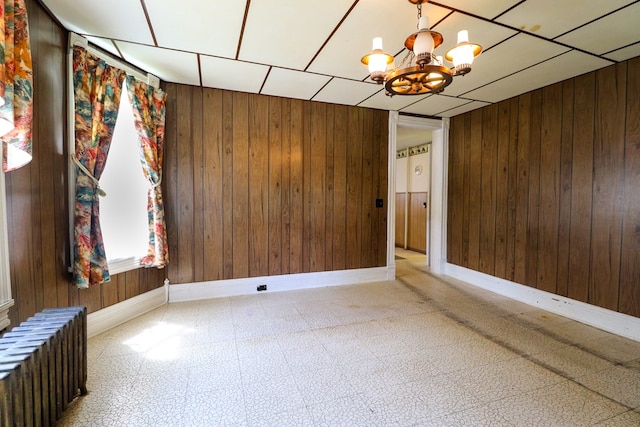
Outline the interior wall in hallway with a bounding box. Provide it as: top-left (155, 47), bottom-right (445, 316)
top-left (5, 0), bottom-right (165, 327)
top-left (163, 85), bottom-right (389, 284)
top-left (447, 57), bottom-right (640, 319)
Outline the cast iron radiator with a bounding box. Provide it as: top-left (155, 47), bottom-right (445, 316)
top-left (0, 306), bottom-right (87, 426)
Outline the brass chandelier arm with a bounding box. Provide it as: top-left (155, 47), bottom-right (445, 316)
top-left (384, 64), bottom-right (453, 96)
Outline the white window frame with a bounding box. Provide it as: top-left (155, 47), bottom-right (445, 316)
top-left (67, 32), bottom-right (159, 276)
top-left (0, 169), bottom-right (14, 330)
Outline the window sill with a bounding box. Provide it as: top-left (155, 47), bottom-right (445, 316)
top-left (108, 256), bottom-right (143, 276)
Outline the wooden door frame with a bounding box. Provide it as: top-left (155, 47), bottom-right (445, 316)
top-left (387, 112), bottom-right (448, 274)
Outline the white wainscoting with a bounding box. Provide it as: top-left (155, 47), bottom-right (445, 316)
top-left (446, 263), bottom-right (640, 342)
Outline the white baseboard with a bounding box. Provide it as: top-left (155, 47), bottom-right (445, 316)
top-left (169, 267), bottom-right (393, 303)
top-left (87, 283), bottom-right (168, 338)
top-left (445, 263), bottom-right (640, 342)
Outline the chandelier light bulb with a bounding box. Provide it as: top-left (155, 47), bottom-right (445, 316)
top-left (367, 37), bottom-right (389, 73)
top-left (451, 30), bottom-right (474, 67)
top-left (413, 16), bottom-right (434, 57)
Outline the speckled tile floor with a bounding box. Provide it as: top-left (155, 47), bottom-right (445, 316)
top-left (57, 254), bottom-right (640, 426)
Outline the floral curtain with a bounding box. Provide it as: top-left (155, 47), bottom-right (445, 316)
top-left (72, 46), bottom-right (125, 288)
top-left (0, 0), bottom-right (33, 172)
top-left (125, 75), bottom-right (168, 268)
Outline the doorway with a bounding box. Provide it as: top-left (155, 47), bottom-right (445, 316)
top-left (387, 113), bottom-right (447, 273)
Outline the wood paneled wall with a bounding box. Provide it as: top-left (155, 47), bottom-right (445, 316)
top-left (407, 192), bottom-right (427, 254)
top-left (5, 0), bottom-right (165, 327)
top-left (163, 85), bottom-right (389, 284)
top-left (395, 193), bottom-right (406, 247)
top-left (447, 58), bottom-right (640, 318)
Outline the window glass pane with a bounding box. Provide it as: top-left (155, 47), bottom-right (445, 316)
top-left (99, 92), bottom-right (148, 262)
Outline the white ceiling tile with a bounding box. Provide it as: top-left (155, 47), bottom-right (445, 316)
top-left (556, 2), bottom-right (640, 55)
top-left (435, 0), bottom-right (523, 20)
top-left (358, 89), bottom-right (422, 112)
top-left (464, 50), bottom-right (612, 103)
top-left (116, 42), bottom-right (200, 86)
top-left (432, 12), bottom-right (516, 57)
top-left (261, 68), bottom-right (331, 101)
top-left (445, 33), bottom-right (570, 97)
top-left (144, 0), bottom-right (246, 58)
top-left (239, 0), bottom-right (354, 70)
top-left (41, 0), bottom-right (153, 44)
top-left (200, 56), bottom-right (270, 94)
top-left (307, 1), bottom-right (451, 81)
top-left (43, 0), bottom-right (640, 113)
top-left (312, 78), bottom-right (382, 106)
top-left (438, 101), bottom-right (491, 117)
top-left (400, 95), bottom-right (471, 116)
top-left (496, 0), bottom-right (635, 39)
top-left (86, 37), bottom-right (122, 59)
top-left (604, 43), bottom-right (640, 62)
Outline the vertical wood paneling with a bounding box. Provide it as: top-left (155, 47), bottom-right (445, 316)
top-left (447, 58), bottom-right (640, 319)
top-left (164, 84), bottom-right (179, 284)
top-left (192, 88), bottom-right (204, 283)
top-left (325, 106), bottom-right (335, 271)
top-left (374, 110), bottom-right (387, 266)
top-left (514, 93), bottom-right (531, 284)
top-left (620, 57), bottom-right (640, 318)
top-left (310, 103), bottom-right (326, 272)
top-left (176, 85), bottom-right (196, 283)
top-left (269, 97), bottom-right (283, 275)
top-left (395, 193), bottom-right (406, 248)
top-left (361, 109), bottom-right (374, 268)
top-left (346, 108), bottom-right (363, 269)
top-left (248, 94), bottom-right (269, 277)
top-left (525, 90), bottom-right (542, 289)
top-left (467, 110), bottom-right (483, 270)
top-left (233, 92), bottom-right (250, 278)
top-left (505, 98), bottom-right (520, 281)
top-left (479, 104), bottom-right (498, 275)
top-left (222, 91), bottom-right (234, 279)
top-left (447, 116), bottom-right (462, 264)
top-left (164, 91), bottom-right (388, 285)
top-left (494, 100), bottom-right (511, 278)
top-left (568, 73), bottom-right (595, 302)
top-left (407, 193), bottom-right (428, 254)
top-left (203, 88), bottom-right (224, 281)
top-left (590, 63), bottom-right (626, 311)
top-left (289, 100), bottom-right (304, 274)
top-left (333, 105), bottom-right (348, 270)
top-left (537, 83), bottom-right (562, 293)
top-left (302, 103), bottom-right (312, 272)
top-left (556, 80), bottom-right (574, 297)
top-left (280, 99), bottom-right (292, 275)
top-left (461, 114), bottom-right (472, 266)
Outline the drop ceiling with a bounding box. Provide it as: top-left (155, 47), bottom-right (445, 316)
top-left (39, 0), bottom-right (640, 117)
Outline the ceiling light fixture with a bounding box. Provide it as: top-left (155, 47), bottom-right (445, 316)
top-left (361, 0), bottom-right (482, 97)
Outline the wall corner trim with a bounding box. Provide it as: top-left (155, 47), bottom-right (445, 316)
top-left (445, 263), bottom-right (640, 342)
top-left (87, 283), bottom-right (169, 338)
top-left (169, 267), bottom-right (391, 303)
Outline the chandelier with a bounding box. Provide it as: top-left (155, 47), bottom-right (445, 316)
top-left (361, 0), bottom-right (482, 97)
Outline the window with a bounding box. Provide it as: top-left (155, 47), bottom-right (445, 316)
top-left (67, 34), bottom-right (152, 277)
top-left (98, 90), bottom-right (149, 274)
top-left (0, 170), bottom-right (13, 330)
